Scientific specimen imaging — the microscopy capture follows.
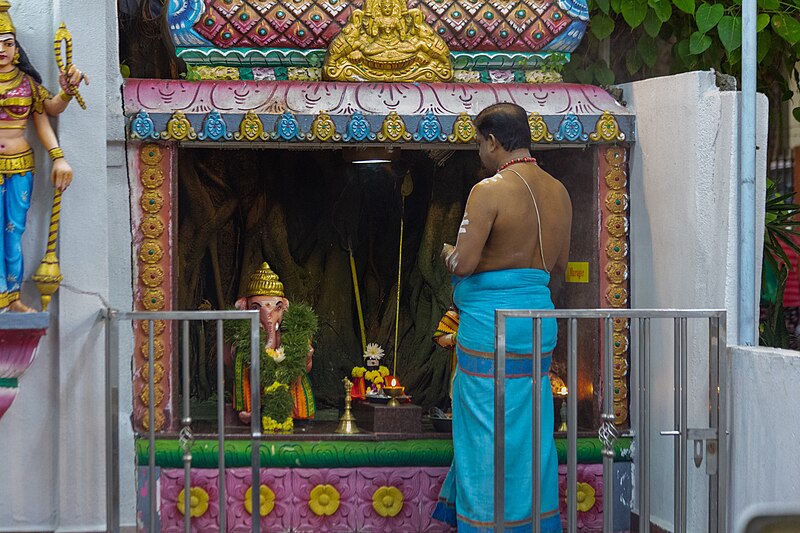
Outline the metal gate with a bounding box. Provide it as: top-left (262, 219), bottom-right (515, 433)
top-left (493, 309), bottom-right (728, 533)
top-left (103, 309), bottom-right (262, 533)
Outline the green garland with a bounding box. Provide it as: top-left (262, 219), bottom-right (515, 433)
top-left (222, 302), bottom-right (318, 423)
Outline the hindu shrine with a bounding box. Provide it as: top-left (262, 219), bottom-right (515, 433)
top-left (121, 0), bottom-right (636, 529)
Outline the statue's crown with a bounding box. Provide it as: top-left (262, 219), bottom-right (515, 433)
top-left (245, 262), bottom-right (284, 297)
top-left (0, 1), bottom-right (15, 36)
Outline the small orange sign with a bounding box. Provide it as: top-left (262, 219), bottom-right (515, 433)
top-left (566, 262), bottom-right (589, 283)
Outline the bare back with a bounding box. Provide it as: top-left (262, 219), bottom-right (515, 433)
top-left (446, 163), bottom-right (572, 278)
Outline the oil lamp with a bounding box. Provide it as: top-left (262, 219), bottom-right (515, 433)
top-left (382, 376), bottom-right (405, 407)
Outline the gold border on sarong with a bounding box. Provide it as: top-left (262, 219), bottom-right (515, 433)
top-left (0, 149), bottom-right (34, 178)
top-left (0, 291), bottom-right (20, 307)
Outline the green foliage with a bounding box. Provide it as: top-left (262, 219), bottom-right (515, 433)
top-left (565, 0), bottom-right (800, 103)
top-left (760, 179), bottom-right (800, 348)
top-left (261, 382), bottom-right (294, 423)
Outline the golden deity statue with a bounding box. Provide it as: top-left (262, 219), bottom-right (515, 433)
top-left (323, 0), bottom-right (452, 82)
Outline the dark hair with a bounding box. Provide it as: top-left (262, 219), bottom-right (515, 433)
top-left (16, 43), bottom-right (42, 84)
top-left (473, 103), bottom-right (530, 152)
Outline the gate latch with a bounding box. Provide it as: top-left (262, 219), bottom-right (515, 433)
top-left (687, 428), bottom-right (717, 475)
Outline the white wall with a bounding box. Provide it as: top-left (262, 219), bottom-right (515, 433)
top-left (622, 70), bottom-right (768, 531)
top-left (0, 0), bottom-right (130, 531)
top-left (730, 346), bottom-right (800, 531)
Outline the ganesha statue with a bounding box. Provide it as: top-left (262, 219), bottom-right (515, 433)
top-left (228, 262), bottom-right (315, 425)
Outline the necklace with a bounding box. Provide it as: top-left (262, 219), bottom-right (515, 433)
top-left (497, 156), bottom-right (537, 172)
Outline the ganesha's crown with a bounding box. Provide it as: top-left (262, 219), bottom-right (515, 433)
top-left (246, 262), bottom-right (284, 298)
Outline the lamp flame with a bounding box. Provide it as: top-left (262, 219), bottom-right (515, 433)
top-left (390, 377), bottom-right (397, 387)
top-left (558, 386), bottom-right (568, 396)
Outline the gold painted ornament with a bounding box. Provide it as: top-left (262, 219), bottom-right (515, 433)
top-left (528, 112), bottom-right (554, 143)
top-left (377, 112), bottom-right (412, 142)
top-left (246, 262), bottom-right (284, 297)
top-left (140, 383), bottom-right (164, 407)
top-left (605, 261), bottom-right (628, 284)
top-left (140, 144), bottom-right (163, 166)
top-left (605, 286), bottom-right (628, 307)
top-left (141, 167), bottom-right (165, 189)
top-left (140, 361), bottom-right (165, 384)
top-left (235, 110), bottom-right (267, 141)
top-left (605, 168), bottom-right (627, 190)
top-left (141, 408), bottom-right (166, 431)
top-left (140, 215), bottom-right (165, 238)
top-left (606, 215), bottom-right (628, 238)
top-left (605, 191), bottom-right (629, 214)
top-left (143, 288), bottom-right (166, 310)
top-left (141, 190), bottom-right (164, 213)
top-left (590, 111), bottom-right (625, 142)
top-left (140, 338), bottom-right (165, 360)
top-left (448, 113), bottom-right (476, 143)
top-left (161, 111), bottom-right (197, 141)
top-left (140, 265), bottom-right (165, 288)
top-left (605, 239), bottom-right (628, 261)
top-left (140, 240), bottom-right (164, 263)
top-left (308, 112), bottom-right (341, 142)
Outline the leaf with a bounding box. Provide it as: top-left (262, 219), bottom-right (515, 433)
top-left (575, 67), bottom-right (594, 85)
top-left (591, 13), bottom-right (616, 39)
top-left (793, 106), bottom-right (800, 122)
top-left (772, 13), bottom-right (800, 46)
top-left (757, 13), bottom-right (771, 32)
top-left (621, 0), bottom-right (648, 27)
top-left (675, 38), bottom-right (692, 66)
top-left (643, 8), bottom-right (664, 36)
top-left (595, 62), bottom-right (616, 85)
top-left (638, 34), bottom-right (660, 65)
top-left (718, 15), bottom-right (743, 51)
top-left (651, 0), bottom-right (673, 21)
top-left (596, 0), bottom-right (611, 14)
top-left (757, 0), bottom-right (779, 9)
top-left (673, 0), bottom-right (695, 15)
top-left (610, 0), bottom-right (622, 13)
top-left (695, 3), bottom-right (725, 33)
top-left (757, 29), bottom-right (772, 63)
top-left (689, 30), bottom-right (713, 54)
top-left (626, 47), bottom-right (644, 74)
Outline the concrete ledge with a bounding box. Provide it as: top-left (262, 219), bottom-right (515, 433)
top-left (0, 312), bottom-right (48, 331)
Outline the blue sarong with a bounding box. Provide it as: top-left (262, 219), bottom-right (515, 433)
top-left (433, 269), bottom-right (562, 533)
top-left (0, 171), bottom-right (33, 307)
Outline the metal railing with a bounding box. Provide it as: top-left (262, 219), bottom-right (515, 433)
top-left (104, 309), bottom-right (261, 533)
top-left (493, 309), bottom-right (728, 533)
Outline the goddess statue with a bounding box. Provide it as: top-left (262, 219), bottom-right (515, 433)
top-left (323, 0), bottom-right (452, 82)
top-left (0, 1), bottom-right (86, 312)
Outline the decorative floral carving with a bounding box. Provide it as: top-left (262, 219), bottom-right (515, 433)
top-left (308, 112), bottom-right (341, 142)
top-left (143, 288), bottom-right (166, 311)
top-left (605, 146), bottom-right (625, 165)
top-left (139, 383), bottom-right (164, 407)
top-left (613, 356), bottom-right (628, 379)
top-left (161, 110), bottom-right (198, 141)
top-left (612, 332), bottom-right (628, 355)
top-left (605, 239), bottom-right (627, 261)
top-left (140, 143), bottom-right (163, 166)
top-left (140, 361), bottom-right (165, 384)
top-left (605, 261), bottom-right (628, 284)
top-left (605, 286), bottom-right (628, 307)
top-left (140, 338), bottom-right (165, 360)
top-left (199, 109), bottom-right (232, 141)
top-left (160, 469), bottom-right (220, 531)
top-left (528, 112), bottom-right (554, 143)
top-left (589, 111), bottom-right (625, 142)
top-left (272, 112), bottom-right (305, 141)
top-left (555, 114), bottom-right (588, 142)
top-left (372, 486), bottom-right (404, 517)
top-left (141, 319), bottom-right (166, 336)
top-left (377, 112), bottom-right (411, 142)
top-left (141, 167), bottom-right (165, 189)
top-left (309, 484), bottom-right (341, 516)
top-left (244, 484), bottom-right (275, 517)
top-left (448, 112), bottom-right (476, 143)
top-left (139, 240), bottom-right (164, 264)
top-left (413, 111), bottom-right (446, 142)
top-left (606, 215), bottom-right (628, 238)
top-left (140, 215), bottom-right (164, 238)
top-left (140, 265), bottom-right (165, 288)
top-left (131, 110), bottom-right (159, 140)
top-left (605, 168), bottom-right (627, 190)
top-left (140, 190), bottom-right (164, 214)
top-left (605, 191), bottom-right (628, 213)
top-left (344, 111), bottom-right (377, 142)
top-left (612, 317), bottom-right (628, 332)
top-left (235, 110), bottom-right (267, 141)
top-left (141, 408), bottom-right (165, 431)
top-left (558, 464), bottom-right (603, 530)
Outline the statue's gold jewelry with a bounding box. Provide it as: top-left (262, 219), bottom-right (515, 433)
top-left (245, 261), bottom-right (284, 297)
top-left (48, 147), bottom-right (64, 161)
top-left (11, 51), bottom-right (18, 65)
top-left (0, 149), bottom-right (33, 178)
top-left (53, 24), bottom-right (85, 110)
top-left (0, 1), bottom-right (16, 36)
top-left (57, 89), bottom-right (72, 102)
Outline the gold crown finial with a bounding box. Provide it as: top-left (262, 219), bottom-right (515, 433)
top-left (0, 1), bottom-right (15, 36)
top-left (245, 261), bottom-right (284, 297)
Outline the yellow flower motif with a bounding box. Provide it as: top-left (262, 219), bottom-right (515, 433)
top-left (244, 484), bottom-right (275, 517)
top-left (262, 416), bottom-right (293, 433)
top-left (372, 376), bottom-right (384, 385)
top-left (372, 486), bottom-right (403, 517)
top-left (378, 366), bottom-right (390, 376)
top-left (575, 482), bottom-right (596, 512)
top-left (265, 381), bottom-right (287, 394)
top-left (309, 484), bottom-right (340, 516)
top-left (351, 366), bottom-right (367, 378)
top-left (177, 486), bottom-right (209, 517)
top-left (365, 370), bottom-right (379, 382)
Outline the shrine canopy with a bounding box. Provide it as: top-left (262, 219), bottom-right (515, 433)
top-left (127, 0), bottom-right (634, 146)
top-left (124, 80), bottom-right (633, 146)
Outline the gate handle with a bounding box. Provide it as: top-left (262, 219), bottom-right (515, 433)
top-left (660, 430), bottom-right (680, 436)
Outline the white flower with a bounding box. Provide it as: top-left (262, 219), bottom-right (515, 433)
top-left (266, 346), bottom-right (285, 363)
top-left (363, 343), bottom-right (384, 361)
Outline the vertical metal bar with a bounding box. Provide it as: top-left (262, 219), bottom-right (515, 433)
top-left (718, 313), bottom-right (729, 533)
top-left (739, 0), bottom-right (757, 346)
top-left (250, 313), bottom-right (261, 533)
top-left (148, 320), bottom-right (156, 533)
top-left (640, 318), bottom-right (651, 533)
top-left (183, 320), bottom-right (191, 533)
top-left (532, 318), bottom-right (542, 533)
top-left (603, 318), bottom-right (614, 533)
top-left (493, 310), bottom-right (507, 533)
top-left (680, 317), bottom-right (688, 533)
top-left (105, 310), bottom-right (120, 533)
top-left (217, 320), bottom-right (226, 533)
top-left (708, 317), bottom-right (720, 533)
top-left (567, 318), bottom-right (578, 533)
top-left (673, 317), bottom-right (682, 533)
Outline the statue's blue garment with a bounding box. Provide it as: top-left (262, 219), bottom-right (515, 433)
top-left (0, 170), bottom-right (33, 304)
top-left (433, 269), bottom-right (562, 533)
